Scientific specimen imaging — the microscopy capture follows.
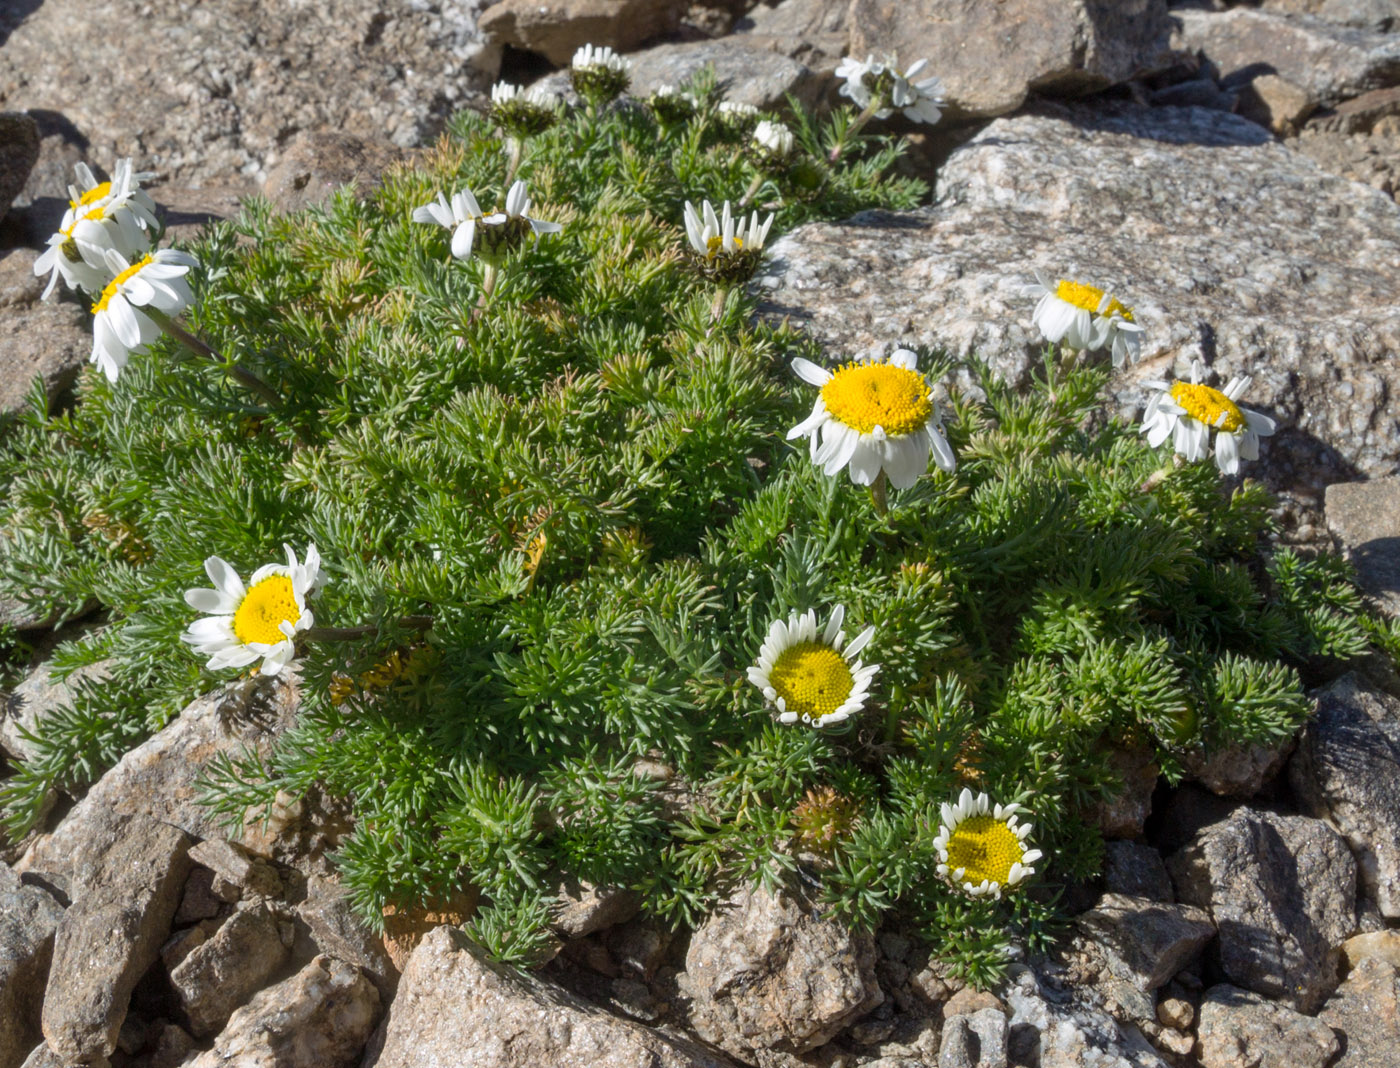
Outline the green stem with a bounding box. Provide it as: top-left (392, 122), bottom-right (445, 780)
top-left (870, 470), bottom-right (889, 517)
top-left (828, 101), bottom-right (882, 164)
top-left (304, 616), bottom-right (434, 642)
top-left (147, 309), bottom-right (283, 410)
top-left (883, 684), bottom-right (906, 746)
top-left (503, 137), bottom-right (524, 189)
top-left (737, 172), bottom-right (765, 210)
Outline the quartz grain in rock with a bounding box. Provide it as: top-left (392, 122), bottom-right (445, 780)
top-left (365, 925), bottom-right (736, 1068)
top-left (1195, 983), bottom-right (1338, 1068)
top-left (1167, 807), bottom-right (1356, 1012)
top-left (0, 863), bottom-right (65, 1068)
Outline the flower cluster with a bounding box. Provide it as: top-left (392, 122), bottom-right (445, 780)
top-left (649, 84), bottom-right (699, 125)
top-left (34, 160), bottom-right (198, 381)
top-left (836, 54), bottom-right (945, 125)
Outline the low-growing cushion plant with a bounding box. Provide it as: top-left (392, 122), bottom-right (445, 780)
top-left (0, 66), bottom-right (1389, 985)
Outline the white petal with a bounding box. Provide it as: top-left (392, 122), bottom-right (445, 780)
top-left (791, 357), bottom-right (832, 386)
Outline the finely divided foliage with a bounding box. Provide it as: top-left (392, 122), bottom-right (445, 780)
top-left (0, 68), bottom-right (1385, 982)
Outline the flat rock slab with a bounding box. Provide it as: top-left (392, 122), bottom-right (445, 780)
top-left (0, 0), bottom-right (497, 185)
top-left (1291, 674), bottom-right (1400, 916)
top-left (1324, 478), bottom-right (1400, 616)
top-left (755, 103), bottom-right (1400, 505)
top-left (682, 884), bottom-right (882, 1060)
top-left (1196, 983), bottom-right (1339, 1068)
top-left (186, 955), bottom-right (378, 1068)
top-left (1174, 7), bottom-right (1400, 108)
top-left (0, 863), bottom-right (65, 1068)
top-left (41, 814), bottom-right (192, 1064)
top-left (1319, 956), bottom-right (1400, 1067)
top-left (1258, 0), bottom-right (1400, 32)
top-left (480, 0), bottom-right (686, 66)
top-left (1167, 807), bottom-right (1356, 1012)
top-left (1075, 894), bottom-right (1215, 992)
top-left (365, 925), bottom-right (737, 1068)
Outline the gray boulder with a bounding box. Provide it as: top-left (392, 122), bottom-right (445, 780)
top-left (0, 863), bottom-right (65, 1068)
top-left (364, 925), bottom-right (736, 1068)
top-left (1318, 956), bottom-right (1400, 1067)
top-left (1003, 964), bottom-right (1169, 1068)
top-left (2, 655), bottom-right (112, 765)
top-left (937, 1007), bottom-right (1007, 1068)
top-left (1324, 478), bottom-right (1400, 617)
top-left (478, 0), bottom-right (686, 66)
top-left (0, 113), bottom-right (38, 223)
top-left (0, 250), bottom-right (94, 423)
top-left (1196, 983), bottom-right (1339, 1068)
top-left (617, 40), bottom-right (823, 111)
top-left (846, 0), bottom-right (1176, 120)
top-left (1075, 894), bottom-right (1215, 992)
top-left (1102, 841), bottom-right (1174, 903)
top-left (680, 884), bottom-right (883, 1061)
top-left (1167, 807), bottom-right (1356, 1011)
top-left (1291, 674), bottom-right (1400, 916)
top-left (754, 103), bottom-right (1400, 506)
top-left (170, 902), bottom-right (292, 1037)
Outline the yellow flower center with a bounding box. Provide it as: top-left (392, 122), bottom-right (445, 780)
top-left (91, 255), bottom-right (152, 314)
top-left (820, 362), bottom-right (933, 436)
top-left (1055, 279), bottom-right (1134, 322)
top-left (71, 181), bottom-right (112, 211)
top-left (945, 815), bottom-right (1026, 886)
top-left (1169, 381), bottom-right (1245, 433)
top-left (705, 234), bottom-right (743, 259)
top-left (768, 642), bottom-right (853, 722)
top-left (232, 575), bottom-right (301, 646)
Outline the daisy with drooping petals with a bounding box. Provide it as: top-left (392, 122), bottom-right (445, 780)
top-left (787, 348), bottom-right (956, 490)
top-left (682, 199), bottom-right (774, 283)
top-left (34, 159), bottom-right (161, 298)
top-left (933, 789), bottom-right (1043, 899)
top-left (747, 605), bottom-right (878, 728)
top-left (835, 54), bottom-right (944, 125)
top-left (413, 186), bottom-right (487, 260)
top-left (181, 544), bottom-right (324, 677)
top-left (1024, 270), bottom-right (1144, 366)
top-left (89, 248), bottom-right (198, 382)
top-left (489, 82), bottom-right (562, 138)
top-left (716, 100), bottom-right (761, 134)
top-left (476, 179), bottom-right (563, 264)
top-left (1140, 360), bottom-right (1276, 475)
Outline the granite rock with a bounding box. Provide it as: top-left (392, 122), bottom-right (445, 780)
top-left (1324, 478), bottom-right (1400, 616)
top-left (0, 249), bottom-right (95, 420)
top-left (40, 814), bottom-right (192, 1064)
top-left (1195, 983), bottom-right (1339, 1068)
top-left (480, 0), bottom-right (686, 66)
top-left (1183, 737), bottom-right (1294, 798)
top-left (1318, 956), bottom-right (1400, 1067)
top-left (0, 863), bottom-right (65, 1068)
top-left (550, 880), bottom-right (641, 939)
top-left (170, 903), bottom-right (292, 1038)
top-left (1306, 84), bottom-right (1400, 134)
top-left (1003, 964), bottom-right (1169, 1068)
top-left (755, 103), bottom-right (1400, 508)
top-left (1, 655), bottom-right (112, 766)
top-left (186, 955), bottom-right (378, 1068)
top-left (0, 112), bottom-right (38, 223)
top-left (1167, 807), bottom-right (1356, 1011)
top-left (1174, 7), bottom-right (1400, 109)
top-left (1235, 72), bottom-right (1316, 134)
top-left (261, 131), bottom-right (410, 216)
top-left (1102, 841), bottom-right (1174, 903)
top-left (620, 39), bottom-right (822, 110)
top-left (1255, 0), bottom-right (1400, 33)
top-left (731, 0), bottom-right (850, 78)
top-left (847, 0), bottom-right (1176, 120)
top-left (1341, 929), bottom-right (1400, 970)
top-left (364, 925), bottom-right (736, 1068)
top-left (1090, 744), bottom-right (1159, 838)
top-left (1290, 124), bottom-right (1400, 200)
top-left (293, 874), bottom-right (399, 1001)
top-left (1075, 894), bottom-right (1216, 992)
top-left (0, 0), bottom-right (497, 186)
top-left (681, 884), bottom-right (883, 1060)
top-left (937, 1008), bottom-right (1007, 1068)
top-left (1291, 673), bottom-right (1400, 916)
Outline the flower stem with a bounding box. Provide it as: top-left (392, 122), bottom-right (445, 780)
top-left (737, 172), bottom-right (765, 210)
top-left (304, 615), bottom-right (434, 642)
top-left (870, 470), bottom-right (889, 516)
top-left (829, 101), bottom-right (881, 164)
top-left (709, 285), bottom-right (729, 324)
top-left (503, 137), bottom-right (524, 188)
top-left (472, 263), bottom-right (499, 322)
top-left (146, 308), bottom-right (283, 410)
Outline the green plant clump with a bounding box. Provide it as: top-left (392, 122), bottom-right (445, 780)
top-left (0, 77), bottom-right (1382, 984)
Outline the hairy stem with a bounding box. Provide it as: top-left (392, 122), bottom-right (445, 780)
top-left (146, 308), bottom-right (283, 410)
top-left (503, 137), bottom-right (524, 188)
top-left (737, 172), bottom-right (765, 210)
top-left (870, 470), bottom-right (889, 516)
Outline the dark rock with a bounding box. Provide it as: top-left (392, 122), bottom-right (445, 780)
top-left (169, 903), bottom-right (292, 1037)
top-left (1090, 745), bottom-right (1159, 838)
top-left (1196, 983), bottom-right (1338, 1068)
top-left (364, 926), bottom-right (735, 1068)
top-left (1076, 894), bottom-right (1215, 992)
top-left (0, 862), bottom-right (65, 1068)
top-left (0, 113), bottom-right (39, 224)
top-left (1318, 956), bottom-right (1400, 1067)
top-left (1102, 841), bottom-right (1174, 902)
top-left (1183, 737), bottom-right (1293, 798)
top-left (1325, 477), bottom-right (1400, 617)
top-left (1148, 77), bottom-right (1238, 110)
top-left (1167, 807), bottom-right (1356, 1011)
top-left (40, 814), bottom-right (193, 1064)
top-left (731, 0), bottom-right (849, 79)
top-left (261, 131), bottom-right (410, 216)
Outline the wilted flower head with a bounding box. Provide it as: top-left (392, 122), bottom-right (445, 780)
top-left (681, 199), bottom-right (774, 283)
top-left (181, 544), bottom-right (323, 678)
top-left (89, 248), bottom-right (198, 382)
top-left (477, 179), bottom-right (564, 264)
top-left (836, 54), bottom-right (944, 124)
top-left (413, 186), bottom-right (486, 260)
top-left (716, 99), bottom-right (761, 135)
top-left (747, 604), bottom-right (878, 728)
top-left (933, 789), bottom-right (1043, 899)
top-left (490, 81), bottom-right (562, 138)
top-left (649, 84), bottom-right (699, 125)
top-left (1024, 269), bottom-right (1143, 366)
top-left (1141, 360), bottom-right (1276, 475)
top-left (571, 43), bottom-right (630, 104)
top-left (34, 159), bottom-right (161, 299)
top-left (787, 348), bottom-right (956, 490)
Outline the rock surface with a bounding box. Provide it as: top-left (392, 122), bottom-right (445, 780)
top-left (2, 656), bottom-right (112, 765)
top-left (40, 815), bottom-right (192, 1064)
top-left (0, 249), bottom-right (94, 420)
top-left (681, 884), bottom-right (882, 1060)
top-left (186, 954), bottom-right (379, 1068)
top-left (170, 903), bottom-right (292, 1037)
top-left (937, 1007), bottom-right (1007, 1068)
top-left (1291, 674), bottom-right (1400, 916)
top-left (261, 131), bottom-right (411, 216)
top-left (756, 103), bottom-right (1400, 506)
top-left (846, 0), bottom-right (1176, 120)
top-left (1195, 983), bottom-right (1339, 1068)
top-left (1102, 841), bottom-right (1174, 902)
top-left (1175, 7), bottom-right (1400, 108)
top-left (1075, 894), bottom-right (1215, 992)
top-left (1184, 738), bottom-right (1293, 798)
top-left (1324, 478), bottom-right (1400, 616)
top-left (0, 863), bottom-right (64, 1068)
top-left (1003, 964), bottom-right (1169, 1067)
top-left (1167, 807), bottom-right (1356, 1012)
top-left (0, 0), bottom-right (496, 186)
top-left (366, 925), bottom-right (736, 1068)
top-left (621, 40), bottom-right (822, 110)
top-left (0, 111), bottom-right (38, 222)
top-left (480, 0), bottom-right (685, 66)
top-left (1318, 956), bottom-right (1400, 1067)
top-left (1257, 0), bottom-right (1400, 31)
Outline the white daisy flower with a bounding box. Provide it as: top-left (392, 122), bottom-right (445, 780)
top-left (747, 604), bottom-right (878, 728)
top-left (650, 84), bottom-right (699, 123)
top-left (490, 82), bottom-right (557, 109)
top-left (89, 248), bottom-right (198, 382)
top-left (413, 186), bottom-right (486, 260)
top-left (1140, 360), bottom-right (1277, 475)
top-left (571, 43), bottom-right (629, 74)
top-left (754, 119), bottom-right (795, 157)
top-left (1024, 269), bottom-right (1144, 366)
top-left (490, 81), bottom-right (562, 138)
top-left (933, 788), bottom-right (1043, 899)
top-left (34, 159), bottom-right (161, 298)
top-left (181, 544), bottom-right (324, 677)
top-left (477, 179), bottom-right (563, 256)
top-left (787, 348), bottom-right (956, 490)
top-left (836, 54), bottom-right (943, 124)
top-left (571, 43), bottom-right (630, 104)
top-left (716, 100), bottom-right (760, 131)
top-left (682, 199), bottom-right (774, 283)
